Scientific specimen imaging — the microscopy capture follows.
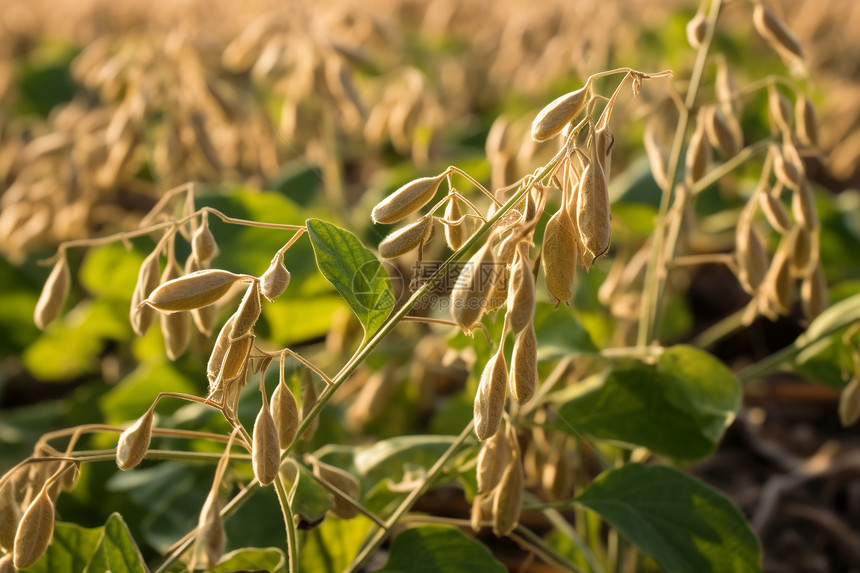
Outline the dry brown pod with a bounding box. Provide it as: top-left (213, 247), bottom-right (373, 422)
top-left (644, 120), bottom-right (670, 189)
top-left (704, 105), bottom-right (742, 158)
top-left (506, 244), bottom-right (535, 334)
top-left (260, 251), bottom-right (291, 302)
top-left (491, 459), bottom-right (523, 537)
top-left (686, 116), bottom-right (710, 185)
top-left (229, 282), bottom-right (262, 339)
top-left (575, 149), bottom-right (611, 261)
top-left (795, 95), bottom-right (819, 147)
top-left (192, 218), bottom-right (218, 264)
top-left (271, 368), bottom-right (299, 450)
top-left (378, 215), bottom-right (434, 259)
top-left (542, 208), bottom-right (578, 304)
top-left (510, 323), bottom-right (538, 405)
top-left (444, 196), bottom-right (467, 251)
top-left (159, 257), bottom-right (190, 361)
top-left (194, 487), bottom-right (224, 571)
top-left (252, 400), bottom-right (280, 486)
top-left (686, 10), bottom-right (708, 49)
top-left (131, 250), bottom-right (161, 336)
top-left (752, 3), bottom-right (805, 65)
top-left (451, 241), bottom-right (497, 333)
top-left (758, 185), bottom-right (792, 233)
top-left (787, 224), bottom-right (814, 278)
top-left (470, 491), bottom-right (495, 532)
top-left (13, 484), bottom-right (54, 569)
top-left (477, 425), bottom-right (509, 494)
top-left (768, 84), bottom-right (793, 134)
top-left (474, 349), bottom-right (508, 441)
top-left (801, 262), bottom-right (827, 320)
top-left (34, 253), bottom-right (70, 330)
top-left (0, 473), bottom-right (21, 552)
top-left (763, 239), bottom-right (793, 315)
top-left (792, 180), bottom-right (819, 229)
top-left (145, 270), bottom-right (245, 313)
top-left (736, 209), bottom-right (769, 294)
top-left (207, 315), bottom-right (237, 385)
top-left (116, 404), bottom-right (155, 471)
top-left (531, 86), bottom-right (588, 142)
top-left (312, 459), bottom-right (361, 520)
top-left (1, 552), bottom-right (15, 573)
top-left (371, 174), bottom-right (446, 224)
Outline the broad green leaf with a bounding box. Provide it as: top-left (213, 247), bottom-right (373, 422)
top-left (24, 300), bottom-right (131, 381)
top-left (306, 218), bottom-right (394, 338)
top-left (79, 243), bottom-right (144, 301)
top-left (22, 521), bottom-right (103, 573)
top-left (533, 303), bottom-right (599, 361)
top-left (262, 293), bottom-right (348, 346)
top-left (99, 361), bottom-right (198, 424)
top-left (556, 345), bottom-right (740, 461)
top-left (577, 464), bottom-right (762, 573)
top-left (795, 292), bottom-right (860, 362)
top-left (83, 513), bottom-right (147, 573)
top-left (376, 525), bottom-right (506, 573)
top-left (300, 516), bottom-right (373, 573)
top-left (280, 461), bottom-right (333, 528)
top-left (212, 547), bottom-right (286, 573)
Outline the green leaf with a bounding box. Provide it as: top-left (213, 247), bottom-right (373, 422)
top-left (577, 464), bottom-right (762, 573)
top-left (280, 461), bottom-right (333, 528)
top-left (300, 516), bottom-right (374, 573)
top-left (99, 361), bottom-right (198, 424)
top-left (22, 521), bottom-right (103, 573)
top-left (532, 303), bottom-right (599, 361)
top-left (83, 513), bottom-right (147, 573)
top-left (212, 547), bottom-right (286, 573)
top-left (262, 293), bottom-right (348, 346)
top-left (376, 525), bottom-right (506, 573)
top-left (795, 292), bottom-right (860, 363)
top-left (79, 243), bottom-right (145, 301)
top-left (306, 219), bottom-right (394, 338)
top-left (556, 345), bottom-right (740, 461)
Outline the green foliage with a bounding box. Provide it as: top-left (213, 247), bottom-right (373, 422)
top-left (376, 525), bottom-right (506, 573)
top-left (577, 464), bottom-right (762, 573)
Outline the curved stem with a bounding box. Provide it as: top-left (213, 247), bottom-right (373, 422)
top-left (273, 475), bottom-right (299, 573)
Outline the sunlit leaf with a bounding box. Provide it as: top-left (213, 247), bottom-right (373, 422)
top-left (306, 218), bottom-right (394, 339)
top-left (300, 516), bottom-right (373, 573)
top-left (556, 345), bottom-right (740, 461)
top-left (212, 547), bottom-right (286, 573)
top-left (376, 525), bottom-right (506, 573)
top-left (577, 464), bottom-right (761, 573)
top-left (82, 513), bottom-right (147, 573)
top-left (22, 521), bottom-right (103, 573)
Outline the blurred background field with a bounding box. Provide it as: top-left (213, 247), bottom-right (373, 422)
top-left (1, 0), bottom-right (860, 571)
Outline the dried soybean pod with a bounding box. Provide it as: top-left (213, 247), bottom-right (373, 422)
top-left (145, 269), bottom-right (245, 312)
top-left (131, 249), bottom-right (161, 336)
top-left (34, 253), bottom-right (70, 329)
top-left (13, 484), bottom-right (54, 569)
top-left (686, 115), bottom-right (710, 185)
top-left (575, 149), bottom-right (611, 260)
top-left (704, 105), bottom-right (742, 158)
top-left (312, 459), bottom-right (361, 520)
top-left (491, 459), bottom-right (523, 537)
top-left (0, 473), bottom-right (21, 552)
top-left (531, 86), bottom-right (588, 142)
top-left (192, 302), bottom-right (218, 337)
top-left (207, 315), bottom-right (237, 385)
top-left (444, 196), bottom-right (467, 251)
top-left (378, 215), bottom-right (434, 259)
top-left (787, 224), bottom-right (814, 277)
top-left (801, 262), bottom-right (827, 320)
top-left (116, 403), bottom-right (155, 470)
top-left (510, 323), bottom-right (538, 405)
top-left (477, 425), bottom-right (509, 494)
top-left (644, 119), bottom-right (670, 189)
top-left (271, 365), bottom-right (299, 450)
top-left (229, 281), bottom-right (262, 338)
top-left (451, 241), bottom-right (497, 332)
top-left (792, 180), bottom-right (819, 229)
top-left (686, 10), bottom-right (707, 48)
top-left (194, 487), bottom-right (224, 571)
top-left (160, 255), bottom-right (190, 361)
top-left (753, 2), bottom-right (805, 64)
top-left (763, 239), bottom-right (793, 315)
top-left (252, 400), bottom-right (279, 486)
top-left (736, 209), bottom-right (769, 294)
top-left (192, 217), bottom-right (218, 264)
top-left (300, 370), bottom-right (319, 442)
top-left (768, 84), bottom-right (793, 133)
top-left (542, 208), bottom-right (578, 303)
top-left (758, 185), bottom-right (792, 233)
top-left (506, 244), bottom-right (535, 334)
top-left (260, 251), bottom-right (290, 302)
top-left (0, 552), bottom-right (14, 573)
top-left (474, 349), bottom-right (508, 441)
top-left (371, 173), bottom-right (446, 224)
top-left (796, 94), bottom-right (819, 147)
top-left (470, 491), bottom-right (494, 532)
